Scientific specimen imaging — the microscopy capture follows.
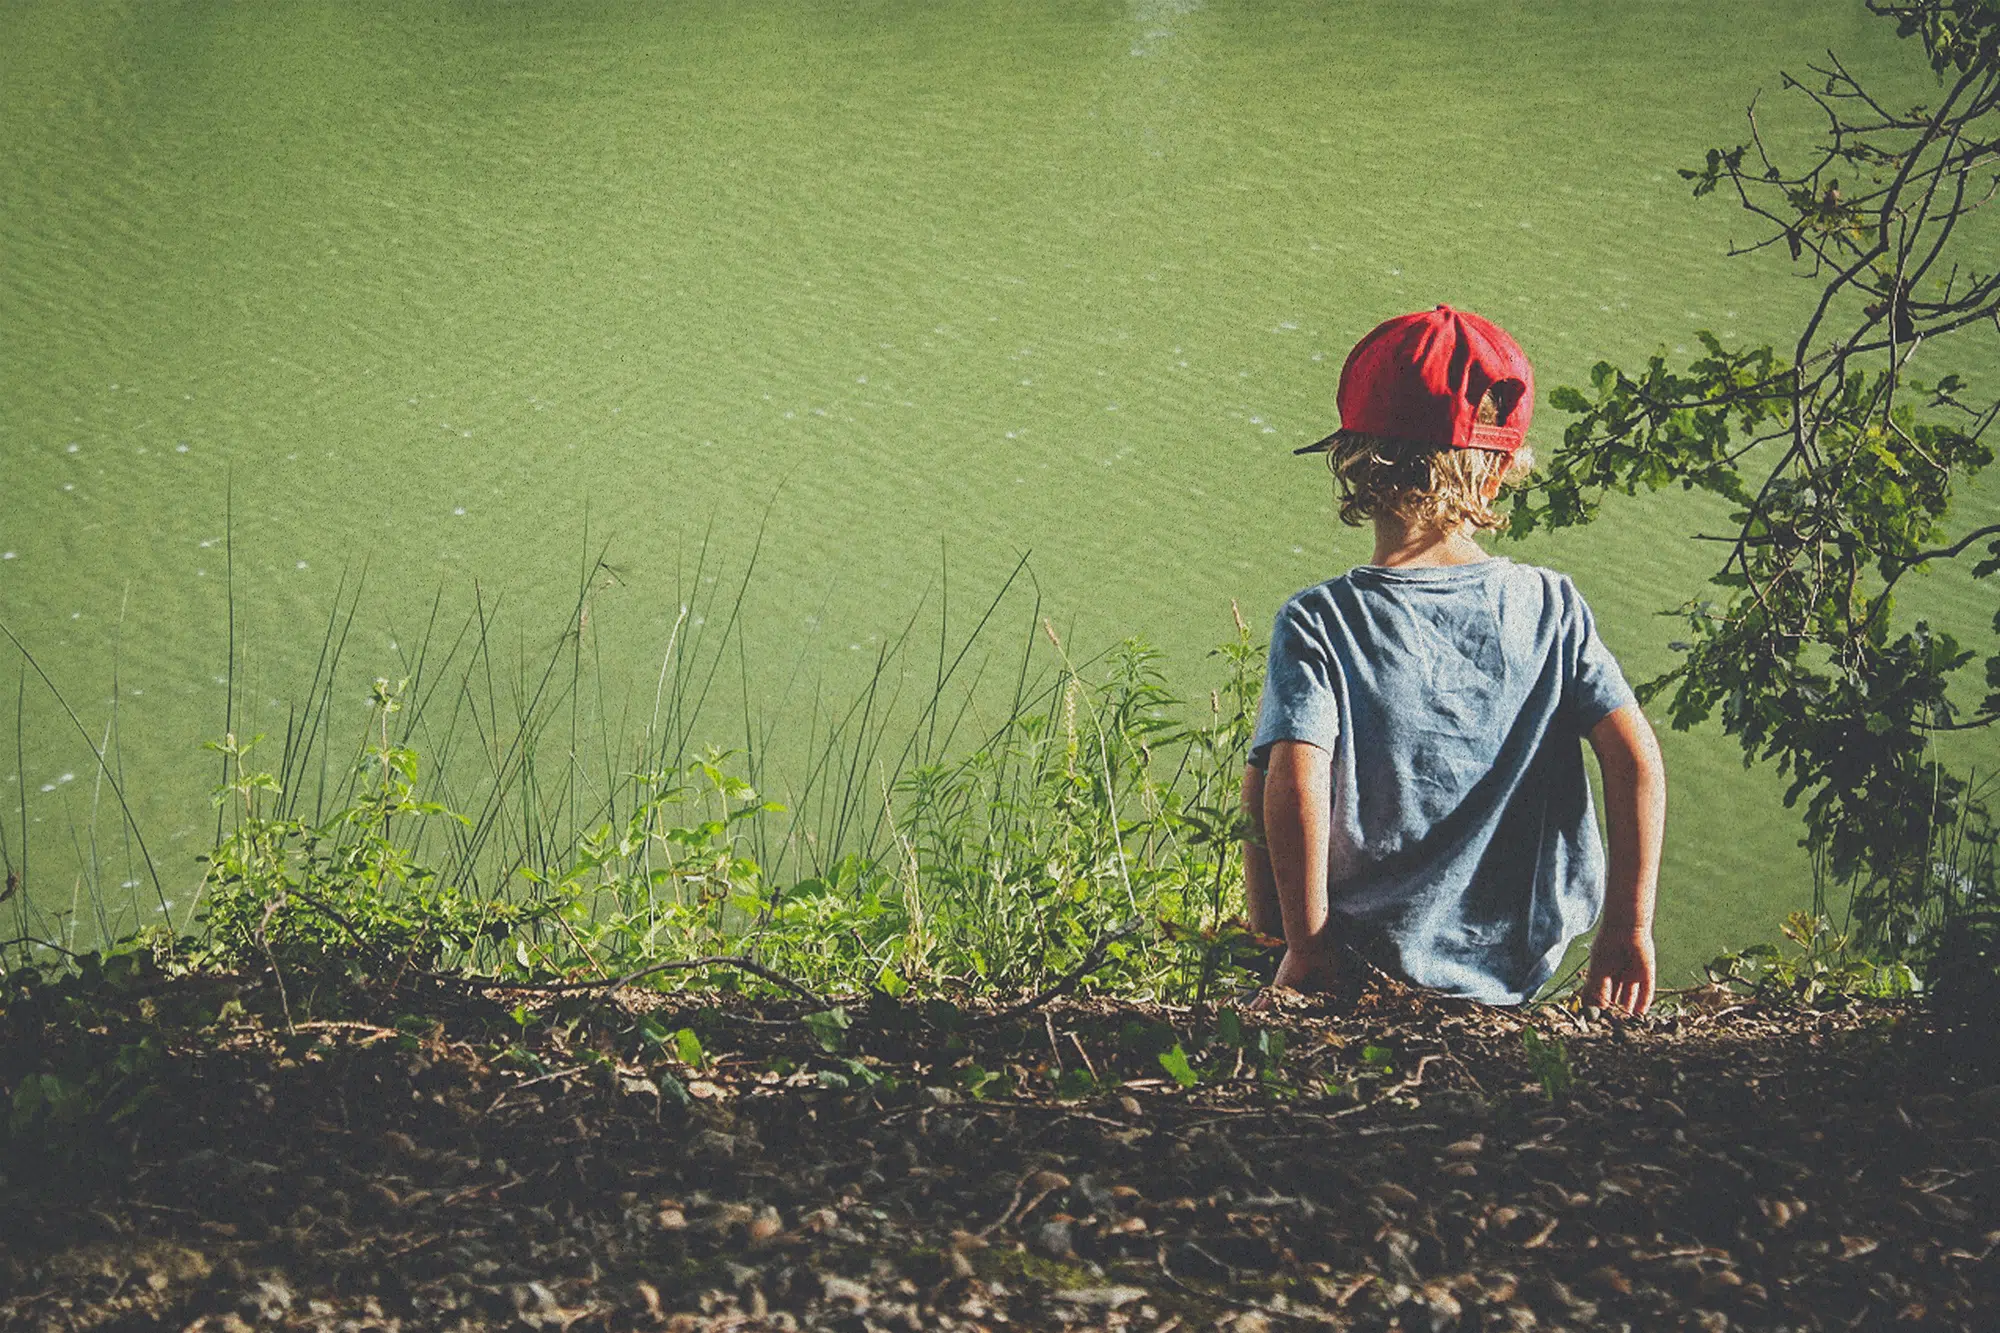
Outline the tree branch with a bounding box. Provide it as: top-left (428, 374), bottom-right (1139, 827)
top-left (1887, 522), bottom-right (2000, 573)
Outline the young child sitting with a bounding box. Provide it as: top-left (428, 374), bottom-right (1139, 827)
top-left (1242, 305), bottom-right (1665, 1015)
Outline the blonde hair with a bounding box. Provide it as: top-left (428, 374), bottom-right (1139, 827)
top-left (1323, 395), bottom-right (1533, 532)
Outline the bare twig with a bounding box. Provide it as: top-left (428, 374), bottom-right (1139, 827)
top-left (428, 954), bottom-right (829, 1009)
top-left (487, 1064), bottom-right (589, 1115)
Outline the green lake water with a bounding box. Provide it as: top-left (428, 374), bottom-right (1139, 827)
top-left (3, 0), bottom-right (1994, 980)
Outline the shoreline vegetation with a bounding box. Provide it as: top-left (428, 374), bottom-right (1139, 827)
top-left (3, 548), bottom-right (1994, 1329)
top-left (5, 544), bottom-right (1275, 1002)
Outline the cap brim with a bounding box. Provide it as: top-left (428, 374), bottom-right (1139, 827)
top-left (1292, 431), bottom-right (1340, 456)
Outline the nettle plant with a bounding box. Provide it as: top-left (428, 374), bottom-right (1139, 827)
top-left (1513, 0), bottom-right (2000, 986)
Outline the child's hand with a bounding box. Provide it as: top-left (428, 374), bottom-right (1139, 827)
top-left (1269, 944), bottom-right (1341, 995)
top-left (1583, 927), bottom-right (1656, 1015)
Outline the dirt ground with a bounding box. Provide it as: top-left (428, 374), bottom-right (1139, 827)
top-left (2, 975), bottom-right (1995, 1332)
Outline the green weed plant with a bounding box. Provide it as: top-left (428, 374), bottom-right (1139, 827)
top-left (62, 556), bottom-right (1276, 1015)
top-left (1704, 910), bottom-right (1922, 1005)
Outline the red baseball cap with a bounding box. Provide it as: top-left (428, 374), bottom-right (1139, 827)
top-left (1295, 304), bottom-right (1533, 456)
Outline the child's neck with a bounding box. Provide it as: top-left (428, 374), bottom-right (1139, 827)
top-left (1369, 515), bottom-right (1491, 569)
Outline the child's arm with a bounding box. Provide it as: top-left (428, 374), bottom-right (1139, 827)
top-left (1240, 764), bottom-right (1281, 941)
top-left (1584, 704), bottom-right (1666, 1015)
top-left (1260, 739), bottom-right (1338, 992)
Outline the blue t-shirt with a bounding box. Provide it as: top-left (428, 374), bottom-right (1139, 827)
top-left (1250, 558), bottom-right (1636, 1004)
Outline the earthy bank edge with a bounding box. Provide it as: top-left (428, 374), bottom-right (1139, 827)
top-left (2, 980), bottom-right (1995, 1332)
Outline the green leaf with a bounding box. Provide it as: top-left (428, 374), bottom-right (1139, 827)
top-left (1521, 1027), bottom-right (1573, 1101)
top-left (838, 1057), bottom-right (884, 1089)
top-left (802, 1007), bottom-right (851, 1053)
top-left (655, 1070), bottom-right (692, 1107)
top-left (1215, 1008), bottom-right (1245, 1049)
top-left (1055, 1067), bottom-right (1097, 1099)
top-left (1157, 1043), bottom-right (1199, 1089)
top-left (672, 1027), bottom-right (706, 1069)
top-left (959, 1064), bottom-right (1002, 1099)
top-left (1256, 1027), bottom-right (1288, 1069)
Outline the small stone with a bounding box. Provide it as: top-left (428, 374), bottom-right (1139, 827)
top-left (1418, 1280), bottom-right (1463, 1319)
top-left (820, 1274), bottom-right (872, 1310)
top-left (1030, 1217), bottom-right (1076, 1259)
top-left (702, 1202), bottom-right (755, 1234)
top-left (747, 1207), bottom-right (784, 1246)
top-left (1443, 1135), bottom-right (1485, 1158)
top-left (657, 1207), bottom-right (688, 1231)
top-left (1372, 1182), bottom-right (1421, 1210)
top-left (1758, 1197), bottom-right (1805, 1228)
top-left (1441, 1160), bottom-right (1478, 1179)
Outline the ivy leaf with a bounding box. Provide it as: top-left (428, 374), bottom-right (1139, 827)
top-left (1157, 1043), bottom-right (1199, 1089)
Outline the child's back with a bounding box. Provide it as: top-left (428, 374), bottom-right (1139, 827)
top-left (1257, 559), bottom-right (1631, 1003)
top-left (1244, 306), bottom-right (1665, 1012)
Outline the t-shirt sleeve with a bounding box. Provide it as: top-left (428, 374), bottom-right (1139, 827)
top-left (1562, 579), bottom-right (1638, 731)
top-left (1249, 598), bottom-right (1343, 768)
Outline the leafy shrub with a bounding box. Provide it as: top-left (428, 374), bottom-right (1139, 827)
top-left (1704, 911), bottom-right (1921, 1004)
